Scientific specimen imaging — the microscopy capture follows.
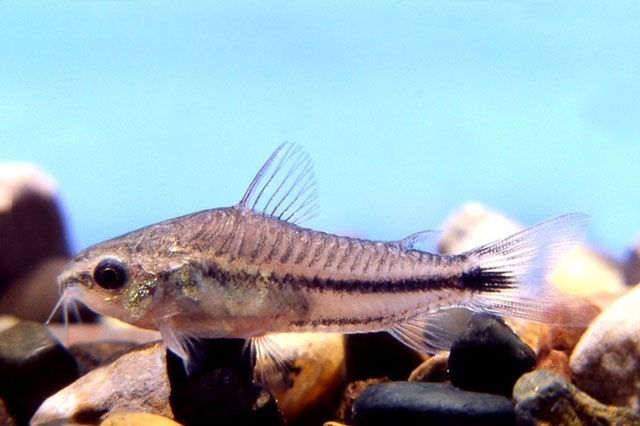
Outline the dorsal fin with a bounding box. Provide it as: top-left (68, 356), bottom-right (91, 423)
top-left (237, 142), bottom-right (319, 225)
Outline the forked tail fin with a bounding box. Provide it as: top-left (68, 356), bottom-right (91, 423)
top-left (464, 213), bottom-right (598, 326)
top-left (388, 213), bottom-right (598, 355)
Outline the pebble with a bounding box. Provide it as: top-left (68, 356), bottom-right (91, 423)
top-left (68, 340), bottom-right (138, 376)
top-left (100, 412), bottom-right (182, 426)
top-left (0, 320), bottom-right (78, 425)
top-left (335, 378), bottom-right (390, 424)
top-left (536, 349), bottom-right (571, 381)
top-left (408, 352), bottom-right (449, 383)
top-left (31, 341), bottom-right (174, 425)
top-left (448, 313), bottom-right (536, 397)
top-left (263, 332), bottom-right (345, 421)
top-left (0, 316), bottom-right (19, 333)
top-left (570, 283), bottom-right (640, 411)
top-left (624, 234), bottom-right (640, 285)
top-left (352, 381), bottom-right (516, 426)
top-left (550, 245), bottom-right (626, 310)
top-left (166, 338), bottom-right (284, 426)
top-left (533, 313), bottom-right (594, 382)
top-left (437, 202), bottom-right (522, 254)
top-left (513, 369), bottom-right (640, 425)
top-left (0, 163), bottom-right (69, 287)
top-left (33, 326), bottom-right (338, 424)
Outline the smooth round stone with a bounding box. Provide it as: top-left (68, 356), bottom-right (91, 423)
top-left (32, 341), bottom-right (172, 425)
top-left (448, 313), bottom-right (536, 397)
top-left (570, 283), bottom-right (640, 410)
top-left (261, 332), bottom-right (345, 421)
top-left (68, 340), bottom-right (138, 376)
top-left (0, 321), bottom-right (78, 425)
top-left (0, 163), bottom-right (69, 286)
top-left (167, 338), bottom-right (284, 426)
top-left (351, 382), bottom-right (515, 426)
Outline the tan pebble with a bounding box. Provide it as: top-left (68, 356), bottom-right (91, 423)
top-left (536, 349), bottom-right (571, 381)
top-left (0, 316), bottom-right (20, 334)
top-left (539, 323), bottom-right (590, 352)
top-left (31, 341), bottom-right (173, 425)
top-left (550, 246), bottom-right (626, 310)
top-left (507, 302), bottom-right (598, 359)
top-left (504, 318), bottom-right (542, 353)
top-left (335, 378), bottom-right (390, 423)
top-left (262, 332), bottom-right (346, 421)
top-left (570, 283), bottom-right (640, 411)
top-left (100, 412), bottom-right (181, 426)
top-left (408, 352), bottom-right (449, 382)
top-left (437, 202), bottom-right (521, 255)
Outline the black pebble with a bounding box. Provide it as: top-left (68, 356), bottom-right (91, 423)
top-left (167, 338), bottom-right (285, 426)
top-left (0, 321), bottom-right (78, 425)
top-left (352, 381), bottom-right (516, 426)
top-left (448, 313), bottom-right (536, 397)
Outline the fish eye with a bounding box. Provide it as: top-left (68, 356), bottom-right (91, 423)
top-left (93, 258), bottom-right (128, 290)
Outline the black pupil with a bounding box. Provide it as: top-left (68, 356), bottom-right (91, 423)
top-left (94, 259), bottom-right (127, 290)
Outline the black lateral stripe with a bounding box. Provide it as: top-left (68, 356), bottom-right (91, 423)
top-left (271, 267), bottom-right (515, 295)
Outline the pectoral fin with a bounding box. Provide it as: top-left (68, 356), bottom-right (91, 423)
top-left (247, 334), bottom-right (296, 392)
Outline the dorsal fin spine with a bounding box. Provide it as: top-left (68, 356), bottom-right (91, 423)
top-left (237, 142), bottom-right (320, 225)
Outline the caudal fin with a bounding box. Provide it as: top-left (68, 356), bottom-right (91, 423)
top-left (464, 213), bottom-right (597, 326)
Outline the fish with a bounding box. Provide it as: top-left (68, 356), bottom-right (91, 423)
top-left (52, 143), bottom-right (591, 384)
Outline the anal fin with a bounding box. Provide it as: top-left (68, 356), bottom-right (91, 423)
top-left (388, 308), bottom-right (473, 354)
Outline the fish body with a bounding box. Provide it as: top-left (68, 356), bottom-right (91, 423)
top-left (54, 143), bottom-right (590, 375)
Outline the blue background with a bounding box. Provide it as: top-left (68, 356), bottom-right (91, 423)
top-left (1, 1), bottom-right (639, 258)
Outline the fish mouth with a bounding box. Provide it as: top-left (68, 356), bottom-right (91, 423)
top-left (47, 273), bottom-right (83, 325)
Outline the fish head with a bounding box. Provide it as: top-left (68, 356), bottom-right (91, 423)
top-left (55, 237), bottom-right (165, 327)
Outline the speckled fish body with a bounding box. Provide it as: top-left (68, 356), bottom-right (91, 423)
top-left (54, 143), bottom-right (591, 372)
